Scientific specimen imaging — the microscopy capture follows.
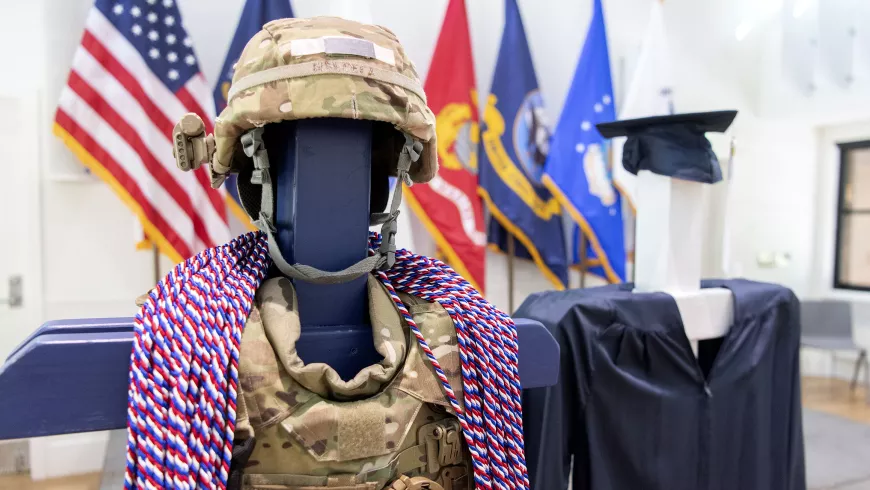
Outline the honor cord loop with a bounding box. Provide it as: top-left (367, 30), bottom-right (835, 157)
top-left (124, 233), bottom-right (528, 490)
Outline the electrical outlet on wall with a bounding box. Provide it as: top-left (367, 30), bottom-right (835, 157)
top-left (757, 251), bottom-right (792, 268)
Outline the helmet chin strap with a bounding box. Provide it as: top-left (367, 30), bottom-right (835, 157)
top-left (241, 128), bottom-right (422, 285)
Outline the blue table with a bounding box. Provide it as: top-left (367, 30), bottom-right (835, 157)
top-left (0, 119), bottom-right (558, 440)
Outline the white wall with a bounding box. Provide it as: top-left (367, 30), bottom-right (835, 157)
top-left (730, 4), bottom-right (870, 302)
top-left (39, 0), bottom-right (165, 322)
top-left (0, 0), bottom-right (46, 365)
top-left (742, 11), bottom-right (870, 378)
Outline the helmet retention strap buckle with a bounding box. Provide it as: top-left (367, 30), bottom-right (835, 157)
top-left (377, 133), bottom-right (421, 270)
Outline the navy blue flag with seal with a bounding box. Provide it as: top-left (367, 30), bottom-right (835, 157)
top-left (213, 0), bottom-right (294, 229)
top-left (478, 0), bottom-right (568, 290)
top-left (541, 0), bottom-right (625, 283)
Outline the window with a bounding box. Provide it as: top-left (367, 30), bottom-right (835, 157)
top-left (834, 141), bottom-right (870, 290)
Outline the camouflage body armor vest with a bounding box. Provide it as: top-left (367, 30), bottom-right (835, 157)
top-left (235, 275), bottom-right (472, 490)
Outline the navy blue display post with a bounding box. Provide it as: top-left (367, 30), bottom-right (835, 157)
top-left (0, 119), bottom-right (559, 440)
top-left (269, 118), bottom-right (380, 379)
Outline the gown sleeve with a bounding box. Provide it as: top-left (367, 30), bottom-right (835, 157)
top-left (519, 298), bottom-right (603, 490)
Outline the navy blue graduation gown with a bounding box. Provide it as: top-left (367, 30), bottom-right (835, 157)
top-left (517, 279), bottom-right (805, 490)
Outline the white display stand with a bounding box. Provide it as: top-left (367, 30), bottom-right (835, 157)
top-left (634, 171), bottom-right (733, 355)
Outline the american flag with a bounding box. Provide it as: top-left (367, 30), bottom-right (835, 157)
top-left (54, 0), bottom-right (230, 263)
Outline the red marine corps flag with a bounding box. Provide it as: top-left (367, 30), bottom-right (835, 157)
top-left (405, 0), bottom-right (487, 292)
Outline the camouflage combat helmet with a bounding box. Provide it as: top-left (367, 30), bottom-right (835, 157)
top-left (173, 16), bottom-right (437, 282)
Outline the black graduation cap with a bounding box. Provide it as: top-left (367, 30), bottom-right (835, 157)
top-left (596, 110), bottom-right (737, 184)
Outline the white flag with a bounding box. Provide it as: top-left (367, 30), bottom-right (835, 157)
top-left (612, 0), bottom-right (674, 210)
top-left (611, 0), bottom-right (673, 275)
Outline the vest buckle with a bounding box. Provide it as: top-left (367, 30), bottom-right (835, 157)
top-left (419, 419), bottom-right (463, 475)
top-left (438, 424), bottom-right (461, 467)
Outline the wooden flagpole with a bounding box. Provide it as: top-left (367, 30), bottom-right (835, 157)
top-left (578, 232), bottom-right (588, 288)
top-left (152, 244), bottom-right (160, 285)
top-left (631, 219), bottom-right (637, 283)
top-left (507, 234), bottom-right (516, 313)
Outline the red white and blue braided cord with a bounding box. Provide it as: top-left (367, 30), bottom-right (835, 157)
top-left (125, 232), bottom-right (528, 490)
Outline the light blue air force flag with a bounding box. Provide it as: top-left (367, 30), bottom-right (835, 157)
top-left (478, 0), bottom-right (568, 289)
top-left (214, 0), bottom-right (294, 224)
top-left (541, 0), bottom-right (625, 283)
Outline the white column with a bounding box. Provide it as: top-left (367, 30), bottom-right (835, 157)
top-left (634, 172), bottom-right (704, 294)
top-left (633, 171), bottom-right (733, 352)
